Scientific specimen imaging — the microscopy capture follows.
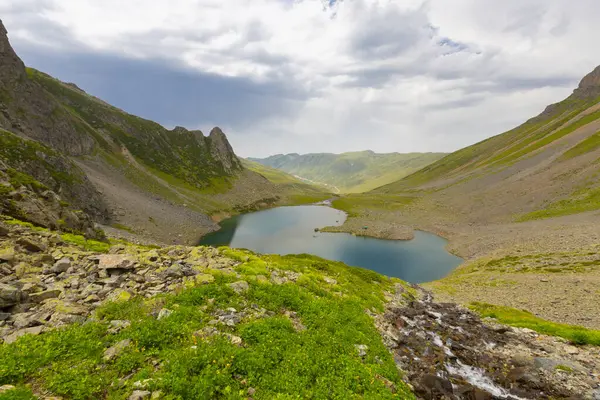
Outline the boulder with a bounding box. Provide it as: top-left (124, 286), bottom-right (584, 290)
top-left (108, 320), bottom-right (131, 334)
top-left (0, 224), bottom-right (9, 237)
top-left (17, 238), bottom-right (46, 252)
top-left (3, 325), bottom-right (44, 344)
top-left (229, 280), bottom-right (249, 294)
top-left (103, 339), bottom-right (132, 361)
top-left (0, 284), bottom-right (22, 308)
top-left (94, 255), bottom-right (136, 272)
top-left (128, 390), bottom-right (151, 400)
top-left (157, 308), bottom-right (172, 320)
top-left (52, 258), bottom-right (71, 274)
top-left (28, 289), bottom-right (61, 303)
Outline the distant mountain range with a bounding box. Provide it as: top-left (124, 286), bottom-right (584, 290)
top-left (249, 151), bottom-right (445, 193)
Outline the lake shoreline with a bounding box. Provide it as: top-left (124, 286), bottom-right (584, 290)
top-left (198, 205), bottom-right (462, 284)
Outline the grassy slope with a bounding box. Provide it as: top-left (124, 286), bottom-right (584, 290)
top-left (378, 95), bottom-right (600, 194)
top-left (0, 222), bottom-right (415, 399)
top-left (470, 302), bottom-right (600, 346)
top-left (251, 151), bottom-right (445, 193)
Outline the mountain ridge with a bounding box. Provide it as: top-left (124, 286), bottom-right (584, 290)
top-left (0, 19), bottom-right (329, 244)
top-left (250, 150), bottom-right (445, 193)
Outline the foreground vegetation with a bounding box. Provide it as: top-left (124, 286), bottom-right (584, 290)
top-left (0, 242), bottom-right (414, 399)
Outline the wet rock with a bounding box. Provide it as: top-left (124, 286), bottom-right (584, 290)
top-left (52, 258), bottom-right (71, 274)
top-left (128, 390), bottom-right (151, 400)
top-left (417, 374), bottom-right (454, 397)
top-left (17, 238), bottom-right (46, 252)
top-left (103, 339), bottom-right (132, 361)
top-left (29, 289), bottom-right (61, 303)
top-left (157, 308), bottom-right (172, 320)
top-left (229, 280), bottom-right (249, 294)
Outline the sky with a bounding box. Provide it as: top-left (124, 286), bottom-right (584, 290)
top-left (1, 0), bottom-right (599, 157)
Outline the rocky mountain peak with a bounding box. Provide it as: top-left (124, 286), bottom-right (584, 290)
top-left (572, 65), bottom-right (600, 98)
top-left (0, 19), bottom-right (26, 83)
top-left (207, 127), bottom-right (242, 173)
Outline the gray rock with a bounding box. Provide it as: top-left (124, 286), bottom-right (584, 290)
top-left (12, 312), bottom-right (41, 329)
top-left (0, 224), bottom-right (9, 237)
top-left (108, 320), bottom-right (131, 334)
top-left (3, 325), bottom-right (44, 344)
top-left (229, 280), bottom-right (249, 294)
top-left (0, 312), bottom-right (10, 321)
top-left (324, 276), bottom-right (337, 285)
top-left (103, 339), bottom-right (132, 361)
top-left (355, 344), bottom-right (369, 357)
top-left (94, 255), bottom-right (136, 271)
top-left (157, 308), bottom-right (172, 320)
top-left (28, 289), bottom-right (61, 303)
top-left (52, 258), bottom-right (71, 274)
top-left (17, 238), bottom-right (46, 252)
top-left (163, 265), bottom-right (183, 278)
top-left (0, 284), bottom-right (22, 308)
top-left (128, 390), bottom-right (151, 400)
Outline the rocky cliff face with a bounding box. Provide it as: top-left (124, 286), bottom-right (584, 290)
top-left (0, 20), bottom-right (96, 156)
top-left (207, 127), bottom-right (243, 174)
top-left (573, 65), bottom-right (600, 99)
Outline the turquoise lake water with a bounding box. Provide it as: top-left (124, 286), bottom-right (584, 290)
top-left (199, 205), bottom-right (462, 283)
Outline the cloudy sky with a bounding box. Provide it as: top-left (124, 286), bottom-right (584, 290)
top-left (2, 0), bottom-right (599, 157)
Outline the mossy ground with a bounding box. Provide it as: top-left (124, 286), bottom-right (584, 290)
top-left (0, 246), bottom-right (415, 399)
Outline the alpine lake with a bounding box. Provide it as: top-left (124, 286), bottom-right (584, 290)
top-left (199, 205), bottom-right (462, 284)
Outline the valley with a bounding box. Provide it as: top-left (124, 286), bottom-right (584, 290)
top-left (1, 12), bottom-right (600, 400)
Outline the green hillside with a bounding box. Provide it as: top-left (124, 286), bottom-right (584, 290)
top-left (378, 66), bottom-right (600, 195)
top-left (249, 150), bottom-right (445, 193)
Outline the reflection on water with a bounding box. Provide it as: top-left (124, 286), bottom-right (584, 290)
top-left (199, 205), bottom-right (462, 283)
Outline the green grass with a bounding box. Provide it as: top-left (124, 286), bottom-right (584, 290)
top-left (469, 302), bottom-right (600, 346)
top-left (60, 233), bottom-right (111, 253)
top-left (111, 223), bottom-right (135, 234)
top-left (561, 130), bottom-right (600, 160)
top-left (0, 250), bottom-right (415, 399)
top-left (517, 185), bottom-right (600, 221)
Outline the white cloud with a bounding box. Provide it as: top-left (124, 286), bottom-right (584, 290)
top-left (2, 0), bottom-right (599, 157)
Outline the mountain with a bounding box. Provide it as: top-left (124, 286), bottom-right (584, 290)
top-left (249, 150), bottom-right (445, 193)
top-left (0, 19), bottom-right (328, 244)
top-left (374, 65), bottom-right (600, 224)
top-left (327, 65), bottom-right (600, 331)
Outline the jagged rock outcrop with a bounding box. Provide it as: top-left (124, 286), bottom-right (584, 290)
top-left (0, 19), bottom-right (96, 156)
top-left (207, 127), bottom-right (243, 174)
top-left (574, 65), bottom-right (600, 99)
